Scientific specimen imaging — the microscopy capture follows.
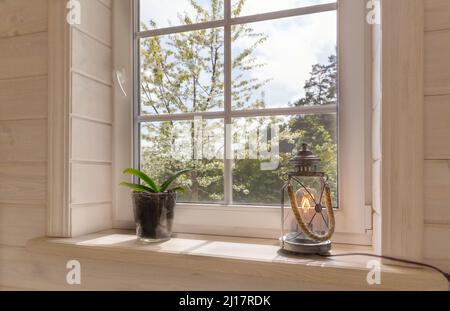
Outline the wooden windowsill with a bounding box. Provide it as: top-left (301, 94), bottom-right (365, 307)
top-left (26, 230), bottom-right (448, 291)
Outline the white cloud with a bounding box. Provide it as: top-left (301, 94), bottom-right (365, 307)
top-left (245, 10), bottom-right (337, 106)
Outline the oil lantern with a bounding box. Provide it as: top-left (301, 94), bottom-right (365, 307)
top-left (280, 143), bottom-right (335, 254)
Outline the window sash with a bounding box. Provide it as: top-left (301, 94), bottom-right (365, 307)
top-left (136, 2), bottom-right (337, 39)
top-left (134, 0), bottom-right (338, 206)
top-left (112, 0), bottom-right (369, 242)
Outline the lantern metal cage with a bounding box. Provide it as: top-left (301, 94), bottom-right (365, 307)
top-left (280, 143), bottom-right (336, 255)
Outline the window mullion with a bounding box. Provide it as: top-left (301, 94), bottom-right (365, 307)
top-left (224, 0), bottom-right (232, 205)
top-left (133, 0), bottom-right (141, 177)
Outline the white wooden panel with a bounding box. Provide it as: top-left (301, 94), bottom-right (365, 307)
top-left (0, 32), bottom-right (47, 79)
top-left (97, 0), bottom-right (112, 9)
top-left (0, 245), bottom-right (331, 291)
top-left (47, 0), bottom-right (71, 237)
top-left (71, 118), bottom-right (112, 162)
top-left (424, 160), bottom-right (450, 223)
top-left (72, 73), bottom-right (112, 123)
top-left (380, 0), bottom-right (424, 260)
top-left (372, 104), bottom-right (381, 160)
top-left (0, 0), bottom-right (47, 38)
top-left (0, 204), bottom-right (45, 246)
top-left (72, 28), bottom-right (112, 84)
top-left (0, 76), bottom-right (47, 121)
top-left (425, 30), bottom-right (450, 96)
top-left (425, 95), bottom-right (450, 159)
top-left (372, 23), bottom-right (381, 110)
top-left (425, 0), bottom-right (450, 31)
top-left (372, 212), bottom-right (381, 255)
top-left (423, 224), bottom-right (450, 260)
top-left (0, 163), bottom-right (46, 205)
top-left (23, 233), bottom-right (450, 291)
top-left (71, 203), bottom-right (112, 236)
top-left (76, 0), bottom-right (112, 45)
top-left (71, 163), bottom-right (111, 204)
top-left (0, 120), bottom-right (47, 162)
top-left (372, 160), bottom-right (381, 215)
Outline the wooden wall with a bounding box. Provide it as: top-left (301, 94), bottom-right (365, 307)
top-left (0, 0), bottom-right (48, 290)
top-left (0, 0), bottom-right (48, 247)
top-left (1, 0), bottom-right (448, 290)
top-left (423, 0), bottom-right (450, 271)
top-left (1, 0), bottom-right (114, 290)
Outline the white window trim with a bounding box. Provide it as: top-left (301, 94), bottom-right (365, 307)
top-left (112, 0), bottom-right (372, 245)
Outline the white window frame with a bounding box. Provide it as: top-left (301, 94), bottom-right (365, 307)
top-left (113, 0), bottom-right (371, 245)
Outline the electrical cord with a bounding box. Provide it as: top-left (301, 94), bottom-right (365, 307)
top-left (317, 252), bottom-right (450, 283)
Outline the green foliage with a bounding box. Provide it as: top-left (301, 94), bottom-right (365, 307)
top-left (139, 0), bottom-right (338, 205)
top-left (120, 168), bottom-right (192, 193)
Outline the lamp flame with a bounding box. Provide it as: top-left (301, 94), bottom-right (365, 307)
top-left (300, 194), bottom-right (314, 213)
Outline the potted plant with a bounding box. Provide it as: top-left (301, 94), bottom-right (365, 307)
top-left (120, 168), bottom-right (191, 242)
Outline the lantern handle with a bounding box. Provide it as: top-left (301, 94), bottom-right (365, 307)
top-left (287, 183), bottom-right (335, 242)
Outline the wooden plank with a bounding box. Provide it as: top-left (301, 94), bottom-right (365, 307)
top-left (75, 0), bottom-right (112, 46)
top-left (0, 235), bottom-right (446, 290)
top-left (0, 245), bottom-right (332, 291)
top-left (72, 73), bottom-right (112, 123)
top-left (424, 160), bottom-right (450, 224)
top-left (0, 32), bottom-right (47, 80)
top-left (425, 30), bottom-right (450, 96)
top-left (0, 119), bottom-right (47, 162)
top-left (0, 162), bottom-right (46, 205)
top-left (423, 224), bottom-right (450, 261)
top-left (380, 0), bottom-right (424, 260)
top-left (0, 0), bottom-right (47, 38)
top-left (71, 117), bottom-right (112, 162)
top-left (425, 0), bottom-right (450, 31)
top-left (0, 204), bottom-right (45, 246)
top-left (425, 95), bottom-right (450, 159)
top-left (47, 0), bottom-right (71, 238)
top-left (71, 203), bottom-right (112, 237)
top-left (71, 163), bottom-right (111, 204)
top-left (18, 232), bottom-right (448, 291)
top-left (0, 76), bottom-right (47, 121)
top-left (72, 28), bottom-right (112, 84)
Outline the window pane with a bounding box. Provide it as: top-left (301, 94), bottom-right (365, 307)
top-left (140, 119), bottom-right (224, 203)
top-left (232, 114), bottom-right (337, 206)
top-left (231, 0), bottom-right (335, 17)
top-left (231, 11), bottom-right (337, 110)
top-left (140, 28), bottom-right (225, 115)
top-left (140, 0), bottom-right (223, 30)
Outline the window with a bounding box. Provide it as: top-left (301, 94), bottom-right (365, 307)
top-left (114, 0), bottom-right (370, 243)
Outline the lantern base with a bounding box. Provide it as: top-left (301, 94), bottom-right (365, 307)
top-left (280, 232), bottom-right (331, 255)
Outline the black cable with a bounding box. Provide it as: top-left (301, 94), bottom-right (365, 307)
top-left (318, 252), bottom-right (450, 283)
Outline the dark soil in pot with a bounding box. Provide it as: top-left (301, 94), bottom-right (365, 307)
top-left (132, 191), bottom-right (176, 242)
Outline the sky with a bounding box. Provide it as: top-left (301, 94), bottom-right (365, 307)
top-left (140, 0), bottom-right (337, 109)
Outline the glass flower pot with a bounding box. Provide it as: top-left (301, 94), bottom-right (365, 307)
top-left (131, 191), bottom-right (176, 242)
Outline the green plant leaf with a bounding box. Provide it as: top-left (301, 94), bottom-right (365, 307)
top-left (160, 169), bottom-right (192, 192)
top-left (119, 182), bottom-right (155, 193)
top-left (122, 168), bottom-right (159, 192)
